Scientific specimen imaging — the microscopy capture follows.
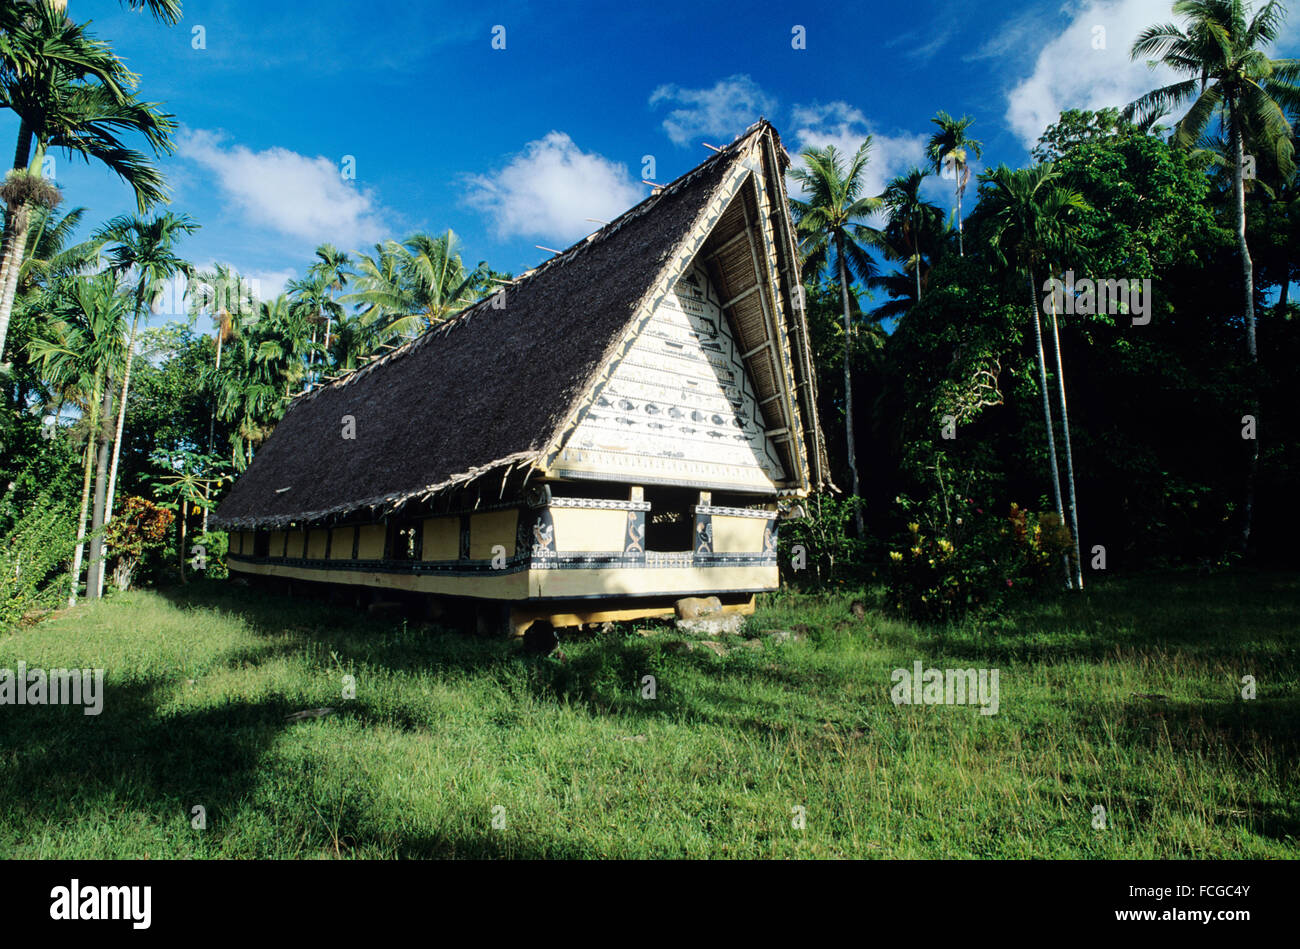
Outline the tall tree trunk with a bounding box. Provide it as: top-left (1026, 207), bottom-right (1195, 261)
top-left (68, 371), bottom-right (103, 608)
top-left (1230, 97), bottom-right (1259, 556)
top-left (955, 167), bottom-right (964, 257)
top-left (178, 498), bottom-right (188, 583)
top-left (86, 373), bottom-right (115, 598)
top-left (1027, 271), bottom-right (1070, 587)
top-left (13, 121), bottom-right (33, 173)
top-left (1048, 281), bottom-right (1083, 590)
top-left (0, 200), bottom-right (31, 364)
top-left (836, 235), bottom-right (865, 537)
top-left (98, 289), bottom-right (148, 598)
top-left (202, 331), bottom-right (224, 534)
top-left (0, 124), bottom-right (36, 350)
top-left (913, 212), bottom-right (923, 302)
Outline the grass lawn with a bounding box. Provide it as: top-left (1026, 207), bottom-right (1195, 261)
top-left (1, 571), bottom-right (1297, 858)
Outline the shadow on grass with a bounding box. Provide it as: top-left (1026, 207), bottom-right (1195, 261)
top-left (1056, 692), bottom-right (1300, 847)
top-left (156, 581), bottom-right (831, 742)
top-left (913, 570), bottom-right (1300, 667)
top-left (0, 668), bottom-right (609, 858)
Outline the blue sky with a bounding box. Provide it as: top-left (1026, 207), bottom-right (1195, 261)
top-left (4, 0), bottom-right (1297, 330)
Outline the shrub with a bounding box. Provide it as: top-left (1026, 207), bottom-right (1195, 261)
top-left (885, 501), bottom-right (1074, 620)
top-left (0, 488), bottom-right (77, 631)
top-left (104, 496), bottom-right (173, 592)
top-left (778, 494), bottom-right (870, 588)
top-left (189, 531), bottom-right (229, 581)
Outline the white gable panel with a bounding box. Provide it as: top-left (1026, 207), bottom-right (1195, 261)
top-left (552, 263), bottom-right (786, 491)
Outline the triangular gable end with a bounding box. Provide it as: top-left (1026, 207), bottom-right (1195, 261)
top-left (543, 130), bottom-right (817, 495)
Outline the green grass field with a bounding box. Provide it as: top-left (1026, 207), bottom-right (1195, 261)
top-left (1, 572), bottom-right (1297, 858)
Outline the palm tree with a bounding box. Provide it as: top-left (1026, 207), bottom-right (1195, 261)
top-left (324, 312), bottom-right (378, 375)
top-left (875, 166), bottom-right (945, 309)
top-left (926, 112), bottom-right (984, 257)
top-left (789, 140), bottom-right (883, 536)
top-left (26, 272), bottom-right (128, 605)
top-left (343, 231), bottom-right (486, 343)
top-left (189, 263), bottom-right (245, 529)
top-left (207, 293), bottom-right (311, 469)
top-left (306, 242), bottom-right (351, 376)
top-left (287, 268), bottom-right (344, 393)
top-left (0, 202), bottom-right (101, 404)
top-left (0, 1), bottom-right (174, 362)
top-left (979, 163), bottom-right (1090, 588)
top-left (1126, 0), bottom-right (1299, 551)
top-left (89, 210), bottom-right (196, 597)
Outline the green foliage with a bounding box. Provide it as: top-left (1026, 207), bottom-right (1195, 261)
top-left (884, 501), bottom-right (1073, 621)
top-left (777, 494), bottom-right (870, 588)
top-left (191, 531), bottom-right (228, 581)
top-left (0, 488), bottom-right (76, 631)
top-left (103, 495), bottom-right (172, 591)
top-left (0, 406), bottom-right (81, 538)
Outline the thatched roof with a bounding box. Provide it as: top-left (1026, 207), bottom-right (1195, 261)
top-left (213, 120), bottom-right (826, 530)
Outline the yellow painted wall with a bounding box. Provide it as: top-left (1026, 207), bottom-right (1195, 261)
top-left (711, 515), bottom-right (768, 554)
top-left (307, 529), bottom-right (328, 559)
top-left (357, 524), bottom-right (386, 559)
top-left (470, 510), bottom-right (518, 560)
top-left (330, 526), bottom-right (355, 559)
top-left (422, 517), bottom-right (459, 561)
top-left (269, 531), bottom-right (286, 558)
top-left (228, 559), bottom-right (529, 600)
top-left (550, 508), bottom-right (625, 552)
top-left (226, 559), bottom-right (775, 601)
top-left (533, 563), bottom-right (777, 598)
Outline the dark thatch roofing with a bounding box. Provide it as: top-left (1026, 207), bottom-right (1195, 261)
top-left (213, 121), bottom-right (812, 530)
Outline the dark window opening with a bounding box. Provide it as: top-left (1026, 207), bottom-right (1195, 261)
top-left (644, 487), bottom-right (698, 552)
top-left (388, 520), bottom-right (421, 561)
top-left (253, 531), bottom-right (270, 557)
top-left (711, 492), bottom-right (772, 511)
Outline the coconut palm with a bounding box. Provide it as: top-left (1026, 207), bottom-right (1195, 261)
top-left (789, 140), bottom-right (883, 537)
top-left (25, 272), bottom-right (128, 605)
top-left (926, 112), bottom-right (984, 257)
top-left (880, 167), bottom-right (942, 301)
top-left (89, 210), bottom-right (196, 597)
top-left (325, 312), bottom-right (378, 375)
top-left (344, 231), bottom-right (486, 343)
top-left (979, 163), bottom-right (1090, 588)
top-left (306, 242), bottom-right (352, 374)
top-left (1127, 0), bottom-right (1297, 359)
top-left (870, 167), bottom-right (947, 320)
top-left (1126, 0), bottom-right (1300, 551)
top-left (0, 1), bottom-right (174, 362)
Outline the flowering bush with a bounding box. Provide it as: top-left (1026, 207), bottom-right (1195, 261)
top-left (885, 500), bottom-right (1074, 620)
top-left (104, 496), bottom-right (173, 592)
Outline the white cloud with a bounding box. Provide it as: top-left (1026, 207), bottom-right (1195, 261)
top-left (241, 267), bottom-right (296, 304)
top-left (462, 132), bottom-right (643, 243)
top-left (178, 129), bottom-right (387, 247)
top-left (1004, 0), bottom-right (1184, 150)
top-left (649, 75), bottom-right (777, 147)
top-left (787, 102), bottom-right (931, 211)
